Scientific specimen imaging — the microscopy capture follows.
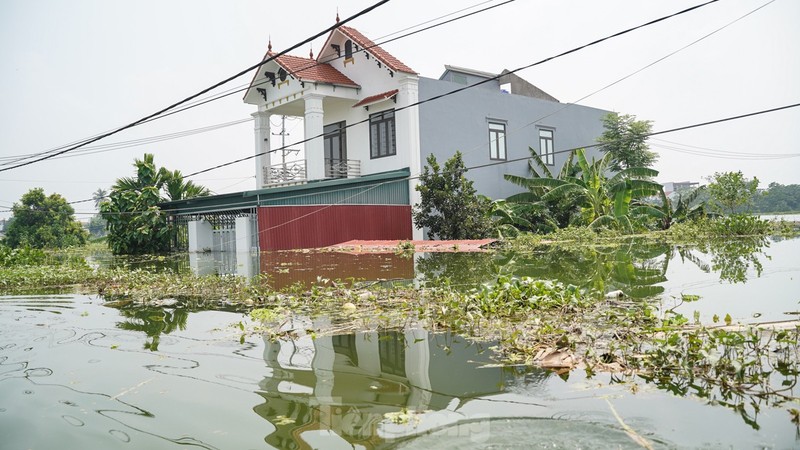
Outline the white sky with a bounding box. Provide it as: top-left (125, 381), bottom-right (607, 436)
top-left (1, 0), bottom-right (798, 221)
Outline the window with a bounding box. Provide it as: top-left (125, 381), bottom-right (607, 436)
top-left (324, 121), bottom-right (347, 178)
top-left (344, 40), bottom-right (353, 60)
top-left (369, 110), bottom-right (396, 158)
top-left (451, 73), bottom-right (468, 85)
top-left (488, 121), bottom-right (507, 160)
top-left (539, 128), bottom-right (554, 166)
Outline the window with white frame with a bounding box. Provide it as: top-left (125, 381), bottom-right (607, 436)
top-left (369, 109), bottom-right (396, 159)
top-left (488, 121), bottom-right (507, 160)
top-left (539, 128), bottom-right (554, 166)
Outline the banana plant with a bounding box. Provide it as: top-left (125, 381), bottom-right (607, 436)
top-left (507, 149), bottom-right (664, 233)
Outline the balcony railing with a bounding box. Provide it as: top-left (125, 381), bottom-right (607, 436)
top-left (264, 160), bottom-right (307, 187)
top-left (325, 158), bottom-right (361, 179)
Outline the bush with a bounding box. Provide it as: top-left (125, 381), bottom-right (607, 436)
top-left (710, 215), bottom-right (770, 236)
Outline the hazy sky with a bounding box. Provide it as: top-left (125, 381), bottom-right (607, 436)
top-left (1, 0), bottom-right (798, 221)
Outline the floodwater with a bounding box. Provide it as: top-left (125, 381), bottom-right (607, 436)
top-left (92, 236), bottom-right (800, 327)
top-left (2, 236), bottom-right (798, 448)
top-left (1, 295), bottom-right (796, 449)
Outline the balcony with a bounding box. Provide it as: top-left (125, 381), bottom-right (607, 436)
top-left (325, 158), bottom-right (361, 179)
top-left (264, 160), bottom-right (307, 187)
top-left (264, 158), bottom-right (362, 187)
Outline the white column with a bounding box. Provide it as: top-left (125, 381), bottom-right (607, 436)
top-left (397, 75), bottom-right (424, 239)
top-left (303, 94), bottom-right (325, 181)
top-left (234, 216), bottom-right (253, 254)
top-left (188, 219), bottom-right (213, 252)
top-left (253, 110), bottom-right (271, 189)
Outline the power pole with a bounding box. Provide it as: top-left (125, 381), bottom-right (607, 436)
top-left (271, 115), bottom-right (289, 165)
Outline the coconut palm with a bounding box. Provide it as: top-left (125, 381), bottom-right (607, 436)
top-left (161, 169), bottom-right (211, 202)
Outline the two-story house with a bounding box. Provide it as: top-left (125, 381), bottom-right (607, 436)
top-left (164, 24), bottom-right (609, 252)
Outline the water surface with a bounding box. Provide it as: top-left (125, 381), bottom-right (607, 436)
top-left (1, 294), bottom-right (797, 449)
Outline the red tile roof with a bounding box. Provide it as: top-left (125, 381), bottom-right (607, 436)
top-left (338, 26), bottom-right (416, 74)
top-left (352, 89), bottom-right (399, 108)
top-left (269, 52), bottom-right (360, 87)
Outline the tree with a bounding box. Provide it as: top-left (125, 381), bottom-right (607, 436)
top-left (504, 146), bottom-right (580, 229)
top-left (512, 149), bottom-right (664, 232)
top-left (92, 188), bottom-right (108, 209)
top-left (413, 152), bottom-right (491, 240)
top-left (101, 153), bottom-right (210, 254)
top-left (161, 169), bottom-right (210, 201)
top-left (706, 171), bottom-right (759, 215)
top-left (5, 188), bottom-right (88, 248)
top-left (597, 112), bottom-right (657, 171)
top-left (752, 183), bottom-right (800, 213)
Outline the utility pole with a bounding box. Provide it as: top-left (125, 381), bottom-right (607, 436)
top-left (272, 115), bottom-right (289, 165)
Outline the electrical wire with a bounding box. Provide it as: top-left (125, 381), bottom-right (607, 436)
top-left (19, 101), bottom-right (798, 218)
top-left (0, 0), bottom-right (509, 169)
top-left (0, 118), bottom-right (253, 163)
top-left (182, 0), bottom-right (721, 179)
top-left (2, 0), bottom-right (732, 213)
top-left (0, 0), bottom-right (393, 173)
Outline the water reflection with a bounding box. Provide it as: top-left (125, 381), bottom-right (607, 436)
top-left (260, 251), bottom-right (414, 290)
top-left (255, 328), bottom-right (549, 447)
top-left (90, 236), bottom-right (782, 298)
top-left (116, 307), bottom-right (189, 351)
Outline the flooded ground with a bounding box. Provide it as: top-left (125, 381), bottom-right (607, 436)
top-left (3, 236), bottom-right (798, 448)
top-left (1, 294), bottom-right (796, 449)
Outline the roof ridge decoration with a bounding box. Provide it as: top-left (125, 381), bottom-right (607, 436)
top-left (333, 26), bottom-right (417, 75)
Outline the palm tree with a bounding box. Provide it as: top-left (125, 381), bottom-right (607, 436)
top-left (161, 169), bottom-right (211, 202)
top-left (92, 188), bottom-right (108, 208)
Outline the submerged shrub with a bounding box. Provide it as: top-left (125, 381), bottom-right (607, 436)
top-left (0, 244), bottom-right (48, 267)
top-left (711, 215), bottom-right (770, 236)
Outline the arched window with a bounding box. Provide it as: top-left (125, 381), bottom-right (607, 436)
top-left (344, 40), bottom-right (353, 60)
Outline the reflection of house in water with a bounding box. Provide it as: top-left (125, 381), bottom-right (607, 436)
top-left (187, 250), bottom-right (414, 289)
top-left (254, 328), bottom-right (549, 448)
top-left (261, 251), bottom-right (414, 289)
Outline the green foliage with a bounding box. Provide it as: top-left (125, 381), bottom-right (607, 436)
top-left (597, 112), bottom-right (657, 171)
top-left (4, 188), bottom-right (88, 249)
top-left (485, 199), bottom-right (544, 238)
top-left (504, 147), bottom-right (580, 230)
top-left (707, 171), bottom-right (759, 215)
top-left (101, 153), bottom-right (210, 254)
top-left (710, 215), bottom-right (771, 237)
top-left (752, 182), bottom-right (800, 213)
top-left (653, 186), bottom-right (708, 230)
top-left (507, 149), bottom-right (663, 233)
top-left (413, 152), bottom-right (491, 240)
top-left (0, 244), bottom-right (48, 266)
top-left (87, 214), bottom-right (107, 238)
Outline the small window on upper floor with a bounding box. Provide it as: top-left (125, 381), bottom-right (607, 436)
top-left (451, 73), bottom-right (468, 85)
top-left (488, 121), bottom-right (507, 161)
top-left (344, 40), bottom-right (353, 60)
top-left (539, 128), bottom-right (555, 166)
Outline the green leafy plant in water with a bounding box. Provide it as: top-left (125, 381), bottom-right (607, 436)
top-left (395, 240), bottom-right (415, 257)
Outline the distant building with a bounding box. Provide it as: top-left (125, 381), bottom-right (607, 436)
top-left (662, 181), bottom-right (700, 197)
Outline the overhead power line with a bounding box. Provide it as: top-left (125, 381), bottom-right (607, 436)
top-left (0, 118), bottom-right (253, 163)
top-left (113, 0), bottom-right (520, 130)
top-left (184, 0), bottom-right (721, 179)
top-left (0, 0), bottom-right (509, 169)
top-left (21, 101), bottom-right (798, 217)
top-left (0, 0), bottom-right (393, 173)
